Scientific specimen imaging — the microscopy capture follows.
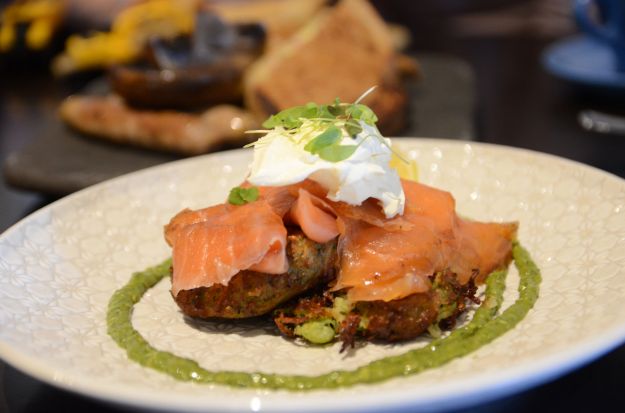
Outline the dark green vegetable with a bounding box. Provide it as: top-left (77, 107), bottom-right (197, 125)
top-left (107, 243), bottom-right (540, 390)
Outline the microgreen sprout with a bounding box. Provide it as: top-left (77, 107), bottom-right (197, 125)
top-left (245, 87), bottom-right (408, 164)
top-left (228, 186), bottom-right (259, 205)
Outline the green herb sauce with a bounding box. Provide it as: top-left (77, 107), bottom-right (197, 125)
top-left (107, 243), bottom-right (540, 390)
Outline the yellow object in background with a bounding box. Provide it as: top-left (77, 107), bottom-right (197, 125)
top-left (390, 146), bottom-right (419, 182)
top-left (53, 0), bottom-right (198, 75)
top-left (0, 0), bottom-right (65, 52)
top-left (113, 0), bottom-right (195, 41)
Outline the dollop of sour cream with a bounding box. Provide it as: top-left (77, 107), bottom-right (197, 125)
top-left (247, 119), bottom-right (405, 218)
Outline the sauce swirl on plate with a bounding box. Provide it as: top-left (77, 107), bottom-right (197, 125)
top-left (106, 243), bottom-right (540, 389)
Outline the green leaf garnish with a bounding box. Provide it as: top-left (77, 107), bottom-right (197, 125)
top-left (317, 145), bottom-right (358, 162)
top-left (345, 104), bottom-right (378, 125)
top-left (261, 96), bottom-right (377, 131)
top-left (248, 86), bottom-right (409, 164)
top-left (344, 120), bottom-right (363, 138)
top-left (263, 102), bottom-right (335, 129)
top-left (228, 186), bottom-right (259, 205)
top-left (304, 125), bottom-right (342, 154)
top-left (327, 97), bottom-right (345, 117)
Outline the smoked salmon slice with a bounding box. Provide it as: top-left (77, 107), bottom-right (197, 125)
top-left (289, 188), bottom-right (340, 243)
top-left (332, 180), bottom-right (517, 302)
top-left (165, 179), bottom-right (516, 304)
top-left (165, 200), bottom-right (287, 297)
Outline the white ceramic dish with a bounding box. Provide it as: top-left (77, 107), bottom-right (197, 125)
top-left (1, 139), bottom-right (625, 413)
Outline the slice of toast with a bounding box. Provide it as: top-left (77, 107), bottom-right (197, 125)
top-left (59, 95), bottom-right (258, 155)
top-left (210, 0), bottom-right (327, 50)
top-left (243, 0), bottom-right (409, 135)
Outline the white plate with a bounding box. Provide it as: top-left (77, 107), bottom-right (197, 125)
top-left (1, 139), bottom-right (625, 413)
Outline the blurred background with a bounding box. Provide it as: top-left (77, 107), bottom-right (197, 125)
top-left (2, 0), bottom-right (624, 224)
top-left (1, 0), bottom-right (625, 412)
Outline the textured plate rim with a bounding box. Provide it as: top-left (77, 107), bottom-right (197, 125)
top-left (1, 138), bottom-right (625, 412)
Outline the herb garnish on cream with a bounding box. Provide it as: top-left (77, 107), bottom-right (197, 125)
top-left (246, 93), bottom-right (405, 218)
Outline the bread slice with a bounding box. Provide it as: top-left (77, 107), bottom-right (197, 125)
top-left (243, 0), bottom-right (409, 135)
top-left (59, 95), bottom-right (258, 155)
top-left (210, 0), bottom-right (327, 50)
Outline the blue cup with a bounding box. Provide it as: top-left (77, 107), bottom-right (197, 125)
top-left (575, 0), bottom-right (625, 71)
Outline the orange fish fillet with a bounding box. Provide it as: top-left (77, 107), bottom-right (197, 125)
top-left (164, 179), bottom-right (516, 303)
top-left (165, 200), bottom-right (287, 297)
top-left (289, 188), bottom-right (339, 243)
top-left (332, 180), bottom-right (517, 302)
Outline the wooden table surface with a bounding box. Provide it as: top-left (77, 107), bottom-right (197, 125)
top-left (2, 1), bottom-right (625, 412)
